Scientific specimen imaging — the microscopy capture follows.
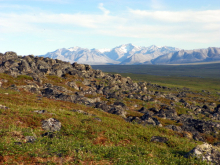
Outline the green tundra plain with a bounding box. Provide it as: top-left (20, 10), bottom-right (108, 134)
top-left (92, 63), bottom-right (220, 92)
top-left (0, 62), bottom-right (220, 164)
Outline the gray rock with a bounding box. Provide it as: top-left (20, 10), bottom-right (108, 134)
top-left (8, 84), bottom-right (19, 92)
top-left (186, 143), bottom-right (220, 164)
top-left (165, 125), bottom-right (182, 133)
top-left (93, 117), bottom-right (102, 122)
top-left (140, 113), bottom-right (162, 127)
top-left (67, 81), bottom-right (79, 90)
top-left (25, 136), bottom-right (36, 143)
top-left (34, 110), bottom-right (47, 114)
top-left (108, 106), bottom-right (127, 118)
top-left (18, 85), bottom-right (41, 95)
top-left (151, 136), bottom-right (168, 143)
top-left (82, 79), bottom-right (90, 86)
top-left (193, 132), bottom-right (204, 141)
top-left (0, 51), bottom-right (18, 64)
top-left (41, 118), bottom-right (61, 132)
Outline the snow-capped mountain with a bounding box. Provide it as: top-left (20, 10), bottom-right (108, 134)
top-left (40, 43), bottom-right (180, 65)
top-left (118, 44), bottom-right (180, 64)
top-left (41, 47), bottom-right (119, 65)
top-left (40, 44), bottom-right (220, 65)
top-left (152, 47), bottom-right (220, 64)
top-left (104, 44), bottom-right (142, 62)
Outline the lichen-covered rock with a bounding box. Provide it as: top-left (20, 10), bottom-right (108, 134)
top-left (25, 136), bottom-right (36, 143)
top-left (67, 81), bottom-right (79, 90)
top-left (18, 84), bottom-right (41, 95)
top-left (41, 118), bottom-right (61, 132)
top-left (186, 143), bottom-right (220, 164)
top-left (108, 106), bottom-right (127, 118)
top-left (0, 51), bottom-right (18, 65)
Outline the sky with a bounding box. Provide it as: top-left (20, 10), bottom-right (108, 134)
top-left (0, 0), bottom-right (220, 55)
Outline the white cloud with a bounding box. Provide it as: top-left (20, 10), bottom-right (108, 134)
top-left (0, 3), bottom-right (219, 49)
top-left (150, 0), bottom-right (165, 9)
top-left (203, 23), bottom-right (220, 30)
top-left (98, 3), bottom-right (110, 15)
top-left (128, 9), bottom-right (220, 23)
top-left (0, 12), bottom-right (119, 32)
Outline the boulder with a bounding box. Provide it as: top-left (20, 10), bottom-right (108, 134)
top-left (0, 51), bottom-right (18, 64)
top-left (18, 85), bottom-right (41, 95)
top-left (186, 143), bottom-right (220, 164)
top-left (108, 106), bottom-right (127, 118)
top-left (41, 118), bottom-right (61, 132)
top-left (165, 125), bottom-right (182, 133)
top-left (140, 113), bottom-right (162, 127)
top-left (95, 102), bottom-right (110, 112)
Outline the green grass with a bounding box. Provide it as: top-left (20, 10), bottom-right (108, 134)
top-left (92, 63), bottom-right (220, 79)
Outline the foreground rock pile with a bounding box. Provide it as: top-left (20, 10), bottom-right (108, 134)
top-left (1, 51), bottom-right (220, 164)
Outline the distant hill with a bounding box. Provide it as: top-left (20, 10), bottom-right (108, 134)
top-left (40, 44), bottom-right (220, 65)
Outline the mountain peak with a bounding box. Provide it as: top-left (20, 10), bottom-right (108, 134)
top-left (40, 44), bottom-right (187, 65)
top-left (67, 46), bottom-right (80, 52)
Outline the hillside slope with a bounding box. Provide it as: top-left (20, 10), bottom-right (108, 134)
top-left (0, 51), bottom-right (220, 164)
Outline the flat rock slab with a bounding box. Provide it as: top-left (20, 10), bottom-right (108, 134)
top-left (41, 118), bottom-right (61, 132)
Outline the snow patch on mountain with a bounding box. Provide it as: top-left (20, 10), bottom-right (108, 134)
top-left (67, 47), bottom-right (80, 52)
top-left (98, 48), bottom-right (111, 53)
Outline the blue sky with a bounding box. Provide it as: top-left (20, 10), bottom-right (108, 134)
top-left (0, 0), bottom-right (220, 55)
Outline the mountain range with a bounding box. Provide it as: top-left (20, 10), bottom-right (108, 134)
top-left (40, 44), bottom-right (220, 65)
